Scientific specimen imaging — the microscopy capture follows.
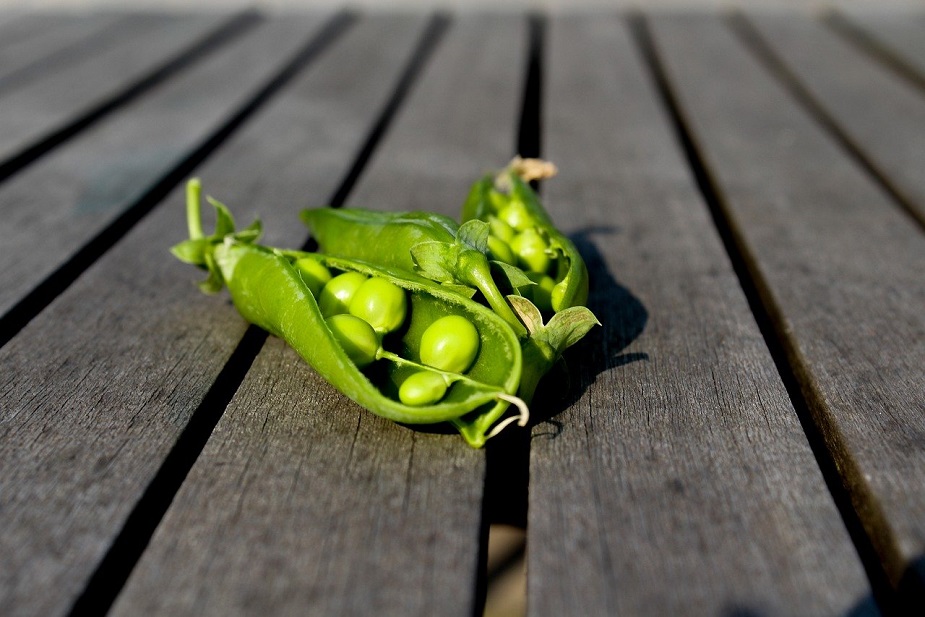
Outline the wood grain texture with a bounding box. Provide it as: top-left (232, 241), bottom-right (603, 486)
top-left (0, 17), bottom-right (324, 321)
top-left (651, 12), bottom-right (925, 597)
top-left (745, 12), bottom-right (925, 226)
top-left (526, 14), bottom-right (872, 616)
top-left (0, 13), bottom-right (232, 163)
top-left (0, 12), bottom-right (126, 90)
top-left (834, 9), bottom-right (925, 81)
top-left (346, 14), bottom-right (526, 215)
top-left (0, 15), bottom-right (349, 616)
top-left (113, 14), bottom-right (527, 616)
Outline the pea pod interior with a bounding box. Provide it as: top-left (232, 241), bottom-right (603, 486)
top-left (214, 242), bottom-right (523, 426)
top-left (462, 173), bottom-right (589, 311)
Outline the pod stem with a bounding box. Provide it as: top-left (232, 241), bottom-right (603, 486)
top-left (458, 251), bottom-right (527, 337)
top-left (186, 177), bottom-right (205, 240)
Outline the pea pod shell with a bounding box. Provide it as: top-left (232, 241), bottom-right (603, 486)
top-left (301, 207), bottom-right (458, 272)
top-left (214, 242), bottom-right (523, 427)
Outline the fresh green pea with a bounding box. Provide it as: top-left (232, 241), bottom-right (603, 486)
top-left (420, 315), bottom-right (480, 373)
top-left (326, 313), bottom-right (380, 368)
top-left (551, 279), bottom-right (570, 312)
top-left (525, 272), bottom-right (556, 313)
top-left (398, 370), bottom-right (448, 406)
top-left (488, 215), bottom-right (515, 243)
top-left (488, 189), bottom-right (509, 213)
top-left (487, 235), bottom-right (516, 265)
top-left (349, 277), bottom-right (408, 334)
top-left (294, 256), bottom-right (332, 297)
top-left (318, 271), bottom-right (367, 317)
top-left (510, 228), bottom-right (551, 274)
top-left (497, 201), bottom-right (534, 232)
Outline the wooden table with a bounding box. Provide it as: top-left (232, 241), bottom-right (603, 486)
top-left (1, 7), bottom-right (923, 616)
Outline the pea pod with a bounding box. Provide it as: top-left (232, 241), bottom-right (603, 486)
top-left (300, 208), bottom-right (458, 271)
top-left (459, 159), bottom-right (600, 403)
top-left (301, 207), bottom-right (527, 337)
top-left (461, 159), bottom-right (589, 312)
top-left (173, 179), bottom-right (527, 448)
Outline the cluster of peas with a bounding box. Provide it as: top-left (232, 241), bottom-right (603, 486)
top-left (294, 256), bottom-right (481, 407)
top-left (483, 190), bottom-right (567, 313)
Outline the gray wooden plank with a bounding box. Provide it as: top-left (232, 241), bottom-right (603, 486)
top-left (0, 14), bottom-right (356, 616)
top-left (113, 14), bottom-right (528, 616)
top-left (347, 16), bottom-right (524, 211)
top-left (833, 9), bottom-right (925, 81)
top-left (0, 12), bottom-right (234, 163)
top-left (0, 12), bottom-right (130, 91)
top-left (745, 12), bottom-right (925, 226)
top-left (527, 14), bottom-right (873, 616)
top-left (651, 13), bottom-right (925, 600)
top-left (0, 16), bottom-right (326, 323)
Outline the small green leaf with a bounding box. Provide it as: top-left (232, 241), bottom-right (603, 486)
top-left (410, 241), bottom-right (460, 283)
top-left (233, 219), bottom-right (262, 244)
top-left (196, 252), bottom-right (225, 294)
top-left (456, 219), bottom-right (489, 253)
top-left (207, 196), bottom-right (236, 236)
top-left (491, 261), bottom-right (535, 290)
top-left (170, 238), bottom-right (209, 266)
top-left (538, 306), bottom-right (600, 353)
top-left (508, 295), bottom-right (543, 334)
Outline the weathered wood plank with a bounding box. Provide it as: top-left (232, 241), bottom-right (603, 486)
top-left (347, 16), bottom-right (524, 211)
top-left (526, 14), bottom-right (872, 616)
top-left (832, 9), bottom-right (925, 82)
top-left (0, 13), bottom-right (130, 92)
top-left (0, 12), bottom-right (239, 165)
top-left (0, 15), bottom-right (357, 616)
top-left (651, 12), bottom-right (925, 600)
top-left (112, 14), bottom-right (528, 616)
top-left (744, 12), bottom-right (925, 226)
top-left (0, 16), bottom-right (329, 326)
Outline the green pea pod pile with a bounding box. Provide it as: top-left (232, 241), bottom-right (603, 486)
top-left (302, 159), bottom-right (599, 405)
top-left (173, 180), bottom-right (527, 447)
top-left (172, 159), bottom-right (599, 448)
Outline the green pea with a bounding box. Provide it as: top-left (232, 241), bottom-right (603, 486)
top-left (294, 256), bottom-right (332, 297)
top-left (487, 236), bottom-right (516, 265)
top-left (525, 272), bottom-right (555, 312)
top-left (420, 315), bottom-right (480, 373)
top-left (398, 371), bottom-right (448, 406)
top-left (326, 313), bottom-right (380, 368)
top-left (510, 228), bottom-right (551, 274)
top-left (497, 200), bottom-right (534, 232)
top-left (488, 189), bottom-right (509, 213)
top-left (488, 215), bottom-right (515, 242)
top-left (349, 277), bottom-right (408, 334)
top-left (551, 279), bottom-right (569, 312)
top-left (318, 271), bottom-right (367, 317)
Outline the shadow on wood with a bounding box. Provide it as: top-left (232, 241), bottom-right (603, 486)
top-left (530, 226), bottom-right (649, 432)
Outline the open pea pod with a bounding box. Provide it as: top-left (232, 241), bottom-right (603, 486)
top-left (174, 179), bottom-right (527, 448)
top-left (461, 159), bottom-right (590, 313)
